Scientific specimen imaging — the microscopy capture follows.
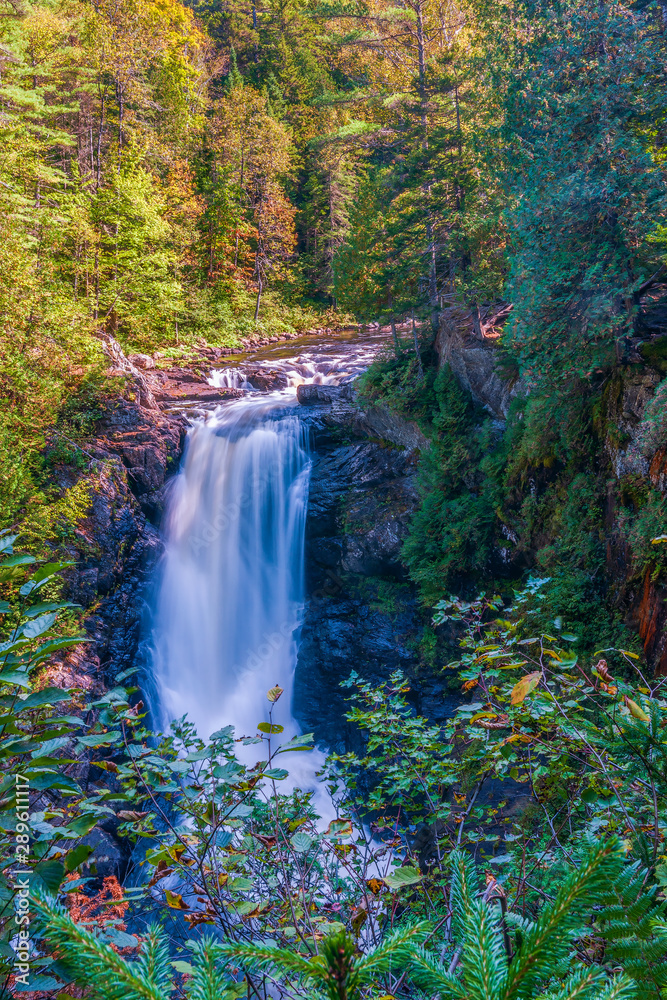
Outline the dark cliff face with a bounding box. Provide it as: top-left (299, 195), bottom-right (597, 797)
top-left (293, 398), bottom-right (457, 755)
top-left (63, 396), bottom-right (187, 688)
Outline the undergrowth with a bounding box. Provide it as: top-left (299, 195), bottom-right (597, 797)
top-left (358, 343), bottom-right (647, 653)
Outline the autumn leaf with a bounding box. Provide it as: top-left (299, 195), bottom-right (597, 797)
top-left (510, 671), bottom-right (542, 705)
top-left (165, 889), bottom-right (189, 910)
top-left (623, 695), bottom-right (650, 722)
top-left (267, 685), bottom-right (283, 703)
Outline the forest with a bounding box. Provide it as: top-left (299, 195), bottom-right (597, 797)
top-left (2, 0), bottom-right (667, 997)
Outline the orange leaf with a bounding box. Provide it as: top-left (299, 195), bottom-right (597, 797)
top-left (510, 671), bottom-right (542, 705)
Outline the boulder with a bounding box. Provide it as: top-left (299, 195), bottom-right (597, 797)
top-left (246, 368), bottom-right (288, 391)
top-left (127, 353), bottom-right (155, 370)
top-left (154, 385), bottom-right (243, 404)
top-left (297, 384), bottom-right (344, 405)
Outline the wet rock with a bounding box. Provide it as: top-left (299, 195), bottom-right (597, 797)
top-left (91, 397), bottom-right (185, 501)
top-left (246, 368), bottom-right (288, 391)
top-left (295, 403), bottom-right (451, 752)
top-left (154, 384), bottom-right (243, 404)
top-left (605, 369), bottom-right (662, 478)
top-left (351, 402), bottom-right (428, 453)
top-left (297, 384), bottom-right (348, 405)
top-left (81, 825), bottom-right (130, 882)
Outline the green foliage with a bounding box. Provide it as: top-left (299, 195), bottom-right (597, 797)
top-left (0, 535), bottom-right (114, 986)
top-left (500, 0), bottom-right (667, 382)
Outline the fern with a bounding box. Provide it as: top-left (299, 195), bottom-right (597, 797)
top-left (500, 837), bottom-right (626, 999)
top-left (597, 862), bottom-right (667, 1000)
top-left (31, 841), bottom-right (654, 1000)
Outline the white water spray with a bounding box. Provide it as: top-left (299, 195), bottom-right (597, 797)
top-left (150, 331), bottom-right (389, 803)
top-left (152, 397), bottom-right (311, 752)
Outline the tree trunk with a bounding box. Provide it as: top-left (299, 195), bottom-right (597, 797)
top-left (412, 310), bottom-right (423, 377)
top-left (471, 304), bottom-right (484, 340)
top-left (415, 0), bottom-right (428, 146)
top-left (391, 316), bottom-right (400, 356)
top-left (94, 248), bottom-right (100, 320)
top-left (254, 277), bottom-right (262, 323)
top-left (96, 91), bottom-right (105, 190)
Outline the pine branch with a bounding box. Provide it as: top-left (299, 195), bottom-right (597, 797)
top-left (188, 939), bottom-right (235, 1000)
top-left (135, 928), bottom-right (172, 997)
top-left (461, 899), bottom-right (508, 1000)
top-left (534, 967), bottom-right (606, 1000)
top-left (500, 838), bottom-right (625, 1000)
top-left (403, 943), bottom-right (469, 999)
top-left (31, 888), bottom-right (168, 1000)
top-left (355, 921), bottom-right (430, 977)
top-left (449, 848), bottom-right (481, 944)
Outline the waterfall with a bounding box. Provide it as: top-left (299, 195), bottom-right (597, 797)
top-left (151, 397), bottom-right (312, 752)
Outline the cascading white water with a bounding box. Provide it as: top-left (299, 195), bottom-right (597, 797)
top-left (150, 330), bottom-right (389, 801)
top-left (152, 397), bottom-right (311, 750)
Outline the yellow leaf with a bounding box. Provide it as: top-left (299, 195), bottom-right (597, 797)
top-left (267, 685), bottom-right (284, 703)
top-left (510, 671), bottom-right (542, 705)
top-left (620, 649), bottom-right (640, 660)
top-left (165, 889), bottom-right (189, 910)
top-left (623, 695), bottom-right (650, 722)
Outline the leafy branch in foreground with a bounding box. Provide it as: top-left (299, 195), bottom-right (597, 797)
top-left (31, 840), bottom-right (654, 1000)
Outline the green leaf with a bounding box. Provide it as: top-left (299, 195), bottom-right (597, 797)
top-left (20, 688), bottom-right (72, 710)
top-left (172, 961), bottom-right (196, 975)
top-left (29, 773), bottom-right (80, 793)
top-left (263, 767), bottom-right (288, 780)
top-left (257, 722), bottom-right (283, 734)
top-left (228, 876), bottom-right (253, 891)
top-left (1, 554), bottom-right (36, 568)
top-left (0, 533), bottom-right (18, 554)
top-left (0, 669), bottom-right (31, 687)
top-left (65, 844), bottom-right (93, 872)
top-left (290, 831), bottom-right (313, 852)
top-left (210, 725), bottom-right (235, 741)
top-left (34, 860), bottom-right (65, 894)
top-left (23, 612), bottom-right (57, 639)
top-left (276, 733), bottom-right (314, 753)
top-left (23, 602), bottom-right (80, 619)
top-left (67, 813), bottom-right (98, 837)
top-left (76, 731), bottom-right (122, 747)
top-left (384, 866), bottom-right (422, 889)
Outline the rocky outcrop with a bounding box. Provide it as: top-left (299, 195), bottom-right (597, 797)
top-left (298, 384), bottom-right (429, 453)
top-left (294, 389), bottom-right (451, 752)
top-left (297, 384), bottom-right (344, 405)
top-left (60, 400), bottom-right (183, 686)
top-left (434, 305), bottom-right (526, 420)
top-left (604, 369), bottom-right (663, 479)
top-left (246, 368), bottom-right (288, 391)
